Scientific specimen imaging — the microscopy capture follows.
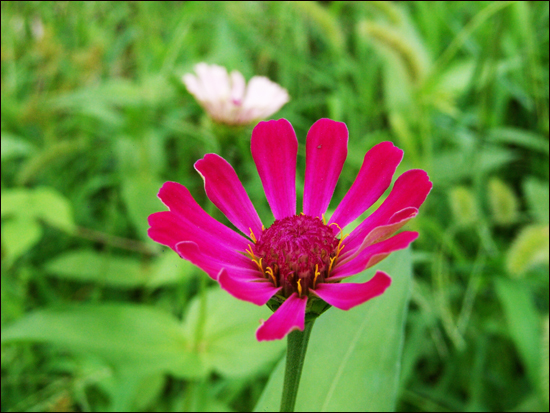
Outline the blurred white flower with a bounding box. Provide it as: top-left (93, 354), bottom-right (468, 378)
top-left (183, 63), bottom-right (289, 125)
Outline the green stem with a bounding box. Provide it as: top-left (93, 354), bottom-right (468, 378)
top-left (280, 320), bottom-right (315, 412)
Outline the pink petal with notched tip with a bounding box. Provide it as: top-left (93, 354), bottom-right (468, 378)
top-left (157, 181), bottom-right (249, 252)
top-left (344, 169), bottom-right (432, 251)
top-left (195, 154), bottom-right (263, 240)
top-left (147, 212), bottom-right (251, 269)
top-left (218, 268), bottom-right (282, 306)
top-left (312, 271), bottom-right (391, 310)
top-left (174, 241), bottom-right (256, 280)
top-left (251, 119), bottom-right (297, 220)
top-left (330, 231), bottom-right (418, 281)
top-left (303, 119), bottom-right (348, 218)
top-left (329, 142), bottom-right (403, 230)
top-left (256, 293), bottom-right (308, 341)
top-left (339, 207), bottom-right (418, 261)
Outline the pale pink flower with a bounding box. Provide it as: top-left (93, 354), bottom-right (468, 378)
top-left (182, 63), bottom-right (289, 125)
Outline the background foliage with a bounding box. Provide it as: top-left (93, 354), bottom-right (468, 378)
top-left (1, 1), bottom-right (549, 411)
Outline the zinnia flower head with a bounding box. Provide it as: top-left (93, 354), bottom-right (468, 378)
top-left (183, 63), bottom-right (289, 125)
top-left (148, 119), bottom-right (432, 341)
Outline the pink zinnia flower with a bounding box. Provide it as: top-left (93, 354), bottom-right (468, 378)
top-left (183, 63), bottom-right (289, 125)
top-left (148, 119), bottom-right (432, 341)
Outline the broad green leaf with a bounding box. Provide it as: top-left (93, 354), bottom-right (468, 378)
top-left (183, 287), bottom-right (285, 378)
top-left (524, 178), bottom-right (549, 224)
top-left (495, 278), bottom-right (541, 387)
top-left (45, 249), bottom-right (150, 288)
top-left (488, 127), bottom-right (549, 155)
top-left (32, 187), bottom-right (75, 233)
top-left (1, 217), bottom-right (42, 262)
top-left (488, 177), bottom-right (519, 225)
top-left (506, 225), bottom-right (549, 277)
top-left (1, 133), bottom-right (37, 161)
top-left (121, 175), bottom-right (164, 242)
top-left (146, 249), bottom-right (196, 288)
top-left (255, 248), bottom-right (412, 412)
top-left (432, 147), bottom-right (515, 185)
top-left (1, 187), bottom-right (75, 232)
top-left (1, 189), bottom-right (35, 219)
top-left (1, 304), bottom-right (207, 379)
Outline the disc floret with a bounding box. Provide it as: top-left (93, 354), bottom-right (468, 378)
top-left (251, 214), bottom-right (343, 297)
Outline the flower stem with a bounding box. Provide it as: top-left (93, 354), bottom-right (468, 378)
top-left (280, 320), bottom-right (315, 412)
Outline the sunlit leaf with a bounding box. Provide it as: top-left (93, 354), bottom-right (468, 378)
top-left (1, 304), bottom-right (207, 379)
top-left (1, 217), bottom-right (42, 262)
top-left (183, 287), bottom-right (285, 378)
top-left (45, 249), bottom-right (150, 288)
top-left (495, 278), bottom-right (541, 387)
top-left (121, 175), bottom-right (164, 243)
top-left (32, 187), bottom-right (75, 233)
top-left (1, 133), bottom-right (37, 161)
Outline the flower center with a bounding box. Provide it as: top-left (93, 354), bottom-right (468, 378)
top-left (250, 214), bottom-right (343, 297)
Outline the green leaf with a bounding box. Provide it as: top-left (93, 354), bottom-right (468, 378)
top-left (1, 187), bottom-right (75, 233)
top-left (183, 287), bottom-right (285, 378)
top-left (506, 225), bottom-right (549, 277)
top-left (495, 278), bottom-right (541, 388)
top-left (1, 304), bottom-right (207, 379)
top-left (31, 187), bottom-right (75, 233)
top-left (1, 189), bottom-right (34, 219)
top-left (146, 249), bottom-right (196, 288)
top-left (488, 127), bottom-right (549, 155)
top-left (44, 249), bottom-right (151, 288)
top-left (121, 175), bottom-right (164, 242)
top-left (255, 248), bottom-right (412, 412)
top-left (524, 178), bottom-right (549, 224)
top-left (1, 217), bottom-right (42, 263)
top-left (0, 133), bottom-right (37, 161)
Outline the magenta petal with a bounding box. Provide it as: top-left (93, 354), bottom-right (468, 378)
top-left (256, 293), bottom-right (308, 341)
top-left (339, 207), bottom-right (418, 261)
top-left (157, 181), bottom-right (249, 251)
top-left (303, 119), bottom-right (348, 218)
top-left (330, 231), bottom-right (418, 281)
top-left (251, 119), bottom-right (297, 220)
top-left (344, 169), bottom-right (432, 251)
top-left (148, 212), bottom-right (252, 269)
top-left (218, 268), bottom-right (281, 306)
top-left (329, 142), bottom-right (403, 229)
top-left (195, 154), bottom-right (263, 240)
top-left (175, 241), bottom-right (255, 279)
top-left (313, 271), bottom-right (391, 310)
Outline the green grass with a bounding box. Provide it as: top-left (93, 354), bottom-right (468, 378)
top-left (1, 1), bottom-right (549, 411)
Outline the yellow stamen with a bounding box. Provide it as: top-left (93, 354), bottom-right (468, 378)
top-left (249, 228), bottom-right (257, 244)
top-left (245, 244), bottom-right (254, 258)
top-left (322, 214), bottom-right (327, 225)
top-left (254, 258), bottom-right (263, 272)
top-left (265, 267), bottom-right (277, 286)
top-left (297, 279), bottom-right (303, 296)
top-left (328, 256), bottom-right (336, 275)
top-left (313, 264), bottom-right (320, 288)
top-left (262, 225), bottom-right (265, 231)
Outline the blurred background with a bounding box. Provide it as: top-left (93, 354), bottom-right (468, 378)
top-left (1, 1), bottom-right (548, 412)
